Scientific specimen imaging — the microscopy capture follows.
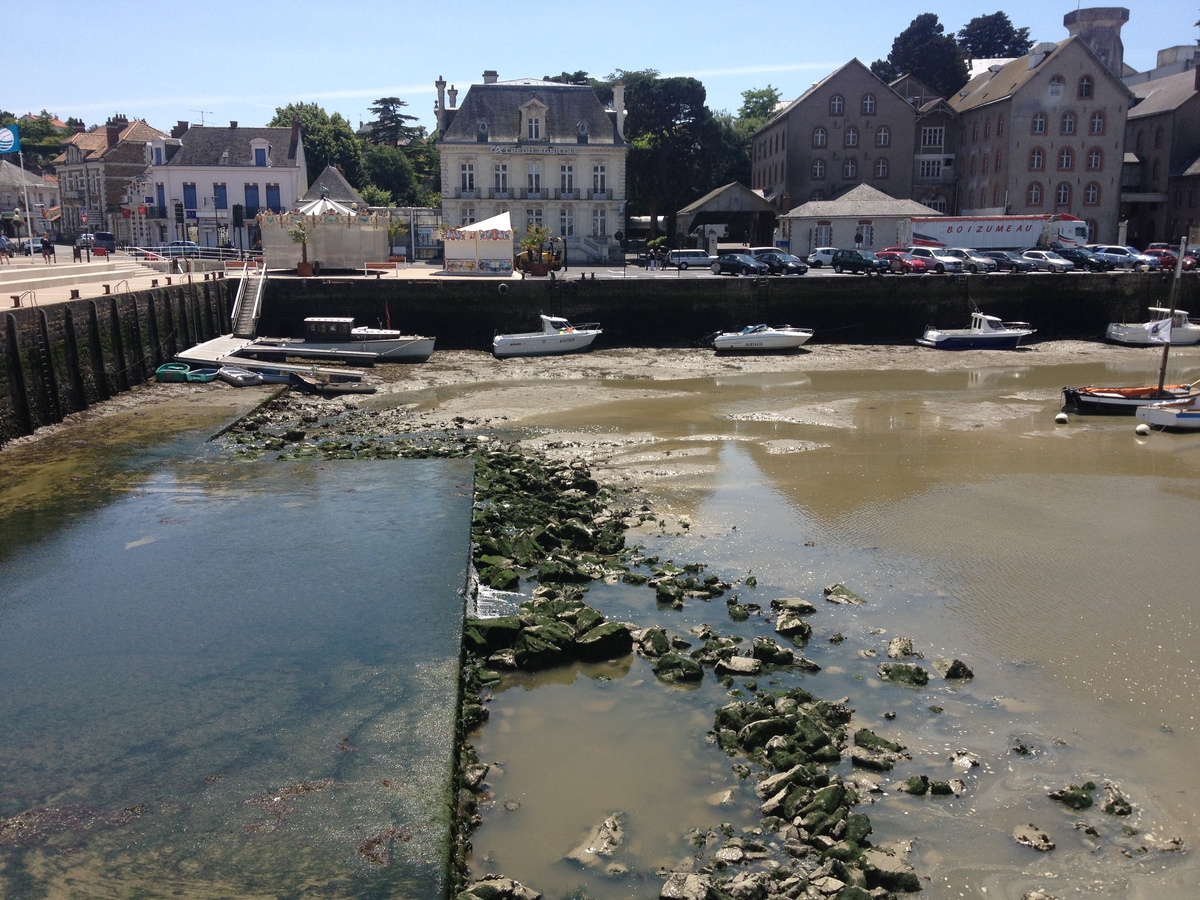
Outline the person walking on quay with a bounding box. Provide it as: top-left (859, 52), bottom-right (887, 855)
top-left (0, 234), bottom-right (8, 264)
top-left (41, 233), bottom-right (54, 264)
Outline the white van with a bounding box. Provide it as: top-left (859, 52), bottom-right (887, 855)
top-left (666, 249), bottom-right (715, 270)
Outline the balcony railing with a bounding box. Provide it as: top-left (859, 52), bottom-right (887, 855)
top-left (490, 189), bottom-right (511, 200)
top-left (588, 189), bottom-right (611, 200)
top-left (556, 189), bottom-right (579, 200)
top-left (521, 189), bottom-right (544, 200)
top-left (457, 189), bottom-right (477, 199)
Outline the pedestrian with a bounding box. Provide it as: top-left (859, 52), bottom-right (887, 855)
top-left (41, 233), bottom-right (53, 264)
top-left (0, 234), bottom-right (8, 265)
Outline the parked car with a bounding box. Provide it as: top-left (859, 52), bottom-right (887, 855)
top-left (905, 246), bottom-right (964, 273)
top-left (75, 233), bottom-right (95, 248)
top-left (711, 253), bottom-right (769, 276)
top-left (665, 249), bottom-right (715, 270)
top-left (831, 248), bottom-right (890, 275)
top-left (1054, 246), bottom-right (1113, 271)
top-left (756, 251), bottom-right (808, 275)
top-left (981, 250), bottom-right (1037, 272)
top-left (1021, 249), bottom-right (1075, 272)
top-left (874, 250), bottom-right (925, 273)
top-left (92, 231), bottom-right (117, 252)
top-left (806, 247), bottom-right (837, 268)
top-left (1087, 244), bottom-right (1158, 270)
top-left (161, 240), bottom-right (201, 258)
top-left (746, 246), bottom-right (782, 257)
top-left (1142, 248), bottom-right (1183, 270)
top-left (941, 247), bottom-right (998, 273)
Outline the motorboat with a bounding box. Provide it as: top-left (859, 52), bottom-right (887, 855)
top-left (1063, 383), bottom-right (1198, 414)
top-left (709, 324), bottom-right (814, 352)
top-left (492, 315), bottom-right (602, 358)
top-left (217, 366), bottom-right (265, 387)
top-left (1105, 307), bottom-right (1200, 346)
top-left (916, 312), bottom-right (1035, 350)
top-left (155, 362), bottom-right (191, 383)
top-left (1135, 394), bottom-right (1200, 430)
top-left (185, 368), bottom-right (220, 383)
top-left (250, 317), bottom-right (435, 362)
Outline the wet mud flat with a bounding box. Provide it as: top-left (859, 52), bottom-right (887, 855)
top-left (4, 341), bottom-right (1199, 898)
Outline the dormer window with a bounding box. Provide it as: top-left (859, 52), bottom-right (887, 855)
top-left (520, 98), bottom-right (549, 142)
top-left (577, 119), bottom-right (589, 144)
top-left (477, 120), bottom-right (489, 143)
top-left (250, 138), bottom-right (271, 166)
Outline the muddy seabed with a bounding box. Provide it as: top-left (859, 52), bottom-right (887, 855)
top-left (5, 341), bottom-right (1200, 899)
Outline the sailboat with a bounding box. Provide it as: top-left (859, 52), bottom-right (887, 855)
top-left (1063, 238), bottom-right (1199, 415)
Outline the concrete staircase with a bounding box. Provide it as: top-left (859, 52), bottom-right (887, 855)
top-left (1, 254), bottom-right (169, 307)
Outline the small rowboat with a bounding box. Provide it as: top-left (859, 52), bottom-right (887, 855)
top-left (1063, 383), bottom-right (1198, 414)
top-left (185, 368), bottom-right (220, 383)
top-left (155, 362), bottom-right (191, 383)
top-left (217, 366), bottom-right (265, 387)
top-left (1136, 394), bottom-right (1200, 430)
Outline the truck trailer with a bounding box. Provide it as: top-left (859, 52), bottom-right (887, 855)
top-left (897, 214), bottom-right (1088, 251)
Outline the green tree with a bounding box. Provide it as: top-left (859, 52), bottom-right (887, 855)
top-left (357, 183), bottom-right (393, 207)
top-left (542, 70), bottom-right (590, 85)
top-left (362, 143), bottom-right (418, 205)
top-left (737, 85), bottom-right (781, 124)
top-left (871, 14), bottom-right (969, 99)
top-left (269, 102), bottom-right (363, 188)
top-left (957, 12), bottom-right (1033, 58)
top-left (364, 97), bottom-right (422, 146)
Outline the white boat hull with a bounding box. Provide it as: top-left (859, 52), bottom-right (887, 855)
top-left (493, 330), bottom-right (600, 358)
top-left (290, 336), bottom-right (436, 361)
top-left (712, 326), bottom-right (813, 351)
top-left (1106, 309), bottom-right (1200, 346)
top-left (1136, 396), bottom-right (1200, 429)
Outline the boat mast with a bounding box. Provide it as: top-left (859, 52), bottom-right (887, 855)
top-left (1156, 236), bottom-right (1187, 396)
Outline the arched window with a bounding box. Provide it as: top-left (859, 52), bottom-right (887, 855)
top-left (922, 193), bottom-right (948, 213)
top-left (995, 149), bottom-right (1002, 172)
top-left (812, 127), bottom-right (827, 148)
top-left (1056, 182), bottom-right (1071, 207)
top-left (997, 114), bottom-right (1005, 137)
top-left (1087, 147), bottom-right (1102, 170)
top-left (1028, 182), bottom-right (1043, 206)
top-left (1085, 182), bottom-right (1100, 205)
top-left (972, 121), bottom-right (979, 141)
top-left (1061, 112), bottom-right (1076, 135)
top-left (1155, 125), bottom-right (1164, 149)
top-left (1136, 130), bottom-right (1144, 152)
top-left (1153, 159), bottom-right (1161, 181)
top-left (1032, 112), bottom-right (1046, 134)
top-left (1029, 148), bottom-right (1044, 171)
top-left (876, 126), bottom-right (890, 147)
top-left (1078, 75), bottom-right (1093, 98)
top-left (1090, 111), bottom-right (1105, 134)
top-left (810, 190), bottom-right (825, 201)
top-left (1058, 147), bottom-right (1073, 170)
top-left (843, 158), bottom-right (857, 179)
top-left (845, 126), bottom-right (858, 148)
top-left (984, 119), bottom-right (992, 139)
top-left (812, 158), bottom-right (825, 179)
top-left (874, 157), bottom-right (889, 179)
top-left (993, 184), bottom-right (1000, 206)
top-left (982, 152), bottom-right (990, 174)
top-left (1049, 76), bottom-right (1065, 97)
top-left (829, 94), bottom-right (844, 115)
top-left (861, 94), bottom-right (876, 114)
top-left (1086, 219), bottom-right (1097, 241)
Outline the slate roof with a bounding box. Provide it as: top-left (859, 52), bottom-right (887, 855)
top-left (758, 59), bottom-right (908, 137)
top-left (441, 79), bottom-right (621, 145)
top-left (782, 184), bottom-right (939, 219)
top-left (677, 182), bottom-right (776, 216)
top-left (0, 159), bottom-right (53, 189)
top-left (166, 125), bottom-right (300, 168)
top-left (1129, 68), bottom-right (1199, 119)
top-left (302, 165), bottom-right (364, 205)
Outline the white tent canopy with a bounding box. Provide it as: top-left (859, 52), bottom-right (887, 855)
top-left (443, 211), bottom-right (514, 274)
top-left (296, 195), bottom-right (358, 216)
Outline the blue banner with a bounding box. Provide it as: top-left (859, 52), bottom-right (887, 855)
top-left (0, 125), bottom-right (19, 154)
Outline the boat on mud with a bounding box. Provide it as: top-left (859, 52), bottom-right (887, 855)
top-left (492, 315), bottom-right (602, 358)
top-left (1105, 307), bottom-right (1200, 346)
top-left (248, 317), bottom-right (435, 362)
top-left (917, 312), bottom-right (1035, 350)
top-left (708, 324), bottom-right (814, 352)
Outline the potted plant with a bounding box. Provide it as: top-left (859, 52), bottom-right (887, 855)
top-left (288, 219), bottom-right (314, 276)
top-left (517, 223), bottom-right (552, 276)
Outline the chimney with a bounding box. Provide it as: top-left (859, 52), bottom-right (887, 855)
top-left (106, 123), bottom-right (121, 147)
top-left (1195, 64), bottom-right (1200, 93)
top-left (483, 69), bottom-right (499, 84)
top-left (171, 120), bottom-right (189, 139)
top-left (435, 75), bottom-right (447, 131)
top-left (1027, 42), bottom-right (1057, 70)
top-left (230, 120), bottom-right (238, 129)
top-left (612, 82), bottom-right (626, 141)
top-left (290, 115), bottom-right (301, 150)
top-left (448, 85), bottom-right (458, 108)
top-left (1063, 7), bottom-right (1130, 75)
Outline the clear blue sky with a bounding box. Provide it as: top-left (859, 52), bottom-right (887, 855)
top-left (8, 1), bottom-right (1197, 136)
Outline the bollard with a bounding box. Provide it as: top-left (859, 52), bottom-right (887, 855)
top-left (151, 279), bottom-right (158, 287)
top-left (103, 284), bottom-right (111, 294)
top-left (70, 289), bottom-right (80, 299)
top-left (10, 295), bottom-right (19, 307)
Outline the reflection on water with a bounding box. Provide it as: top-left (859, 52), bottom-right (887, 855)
top-left (0, 457), bottom-right (473, 899)
top-left (460, 357), bottom-right (1200, 899)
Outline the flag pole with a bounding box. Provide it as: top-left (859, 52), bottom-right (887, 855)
top-left (18, 150), bottom-right (34, 251)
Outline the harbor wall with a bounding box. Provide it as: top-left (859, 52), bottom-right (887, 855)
top-left (3, 271), bottom-right (1194, 445)
top-left (1, 282), bottom-right (231, 445)
top-left (258, 271), bottom-right (1196, 349)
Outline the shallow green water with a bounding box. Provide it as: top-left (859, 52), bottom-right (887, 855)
top-left (0, 453), bottom-right (473, 899)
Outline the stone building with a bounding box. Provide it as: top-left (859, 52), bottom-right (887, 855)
top-left (950, 34), bottom-right (1132, 243)
top-left (54, 115), bottom-right (167, 244)
top-left (434, 71), bottom-right (628, 262)
top-left (750, 59), bottom-right (917, 214)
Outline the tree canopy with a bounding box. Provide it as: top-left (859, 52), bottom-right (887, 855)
top-left (957, 11), bottom-right (1034, 59)
top-left (870, 13), bottom-right (969, 98)
top-left (364, 97), bottom-right (423, 146)
top-left (269, 102), bottom-right (362, 187)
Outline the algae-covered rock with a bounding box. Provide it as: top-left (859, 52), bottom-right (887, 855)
top-left (934, 657), bottom-right (975, 680)
top-left (1048, 781), bottom-right (1095, 811)
top-left (462, 616), bottom-right (523, 655)
top-left (771, 596), bottom-right (817, 615)
top-left (455, 875), bottom-right (542, 900)
top-left (886, 637), bottom-right (922, 659)
top-left (1014, 823), bottom-right (1056, 852)
top-left (862, 845), bottom-right (921, 892)
top-left (877, 662), bottom-right (930, 687)
top-left (636, 626), bottom-right (671, 657)
top-left (1101, 782), bottom-right (1133, 816)
top-left (775, 610), bottom-right (812, 639)
top-left (565, 812), bottom-right (625, 868)
top-left (715, 656), bottom-right (762, 677)
top-left (751, 636), bottom-right (795, 666)
top-left (823, 583), bottom-right (866, 605)
top-left (651, 653), bottom-right (703, 683)
top-left (575, 621), bottom-right (633, 661)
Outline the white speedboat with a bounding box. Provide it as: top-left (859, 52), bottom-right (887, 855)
top-left (251, 317), bottom-right (436, 362)
top-left (1136, 394), bottom-right (1200, 430)
top-left (917, 312), bottom-right (1035, 350)
top-left (1105, 307), bottom-right (1200, 346)
top-left (709, 324), bottom-right (813, 352)
top-left (217, 366), bottom-right (265, 386)
top-left (492, 315), bottom-right (601, 358)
